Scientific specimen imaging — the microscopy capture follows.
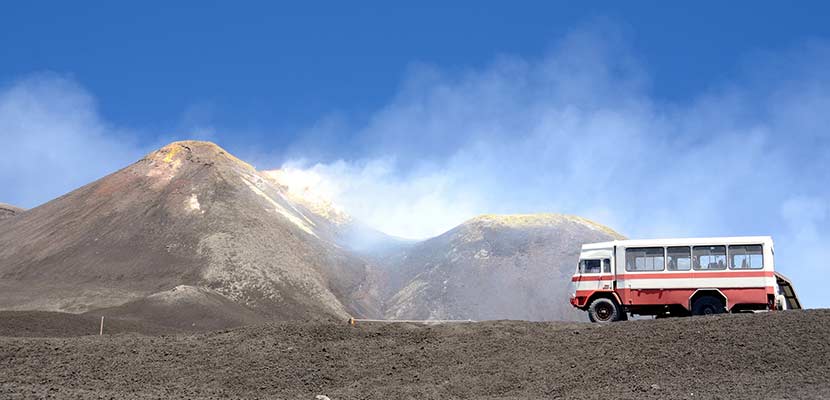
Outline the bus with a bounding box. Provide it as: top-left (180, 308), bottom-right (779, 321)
top-left (569, 236), bottom-right (801, 323)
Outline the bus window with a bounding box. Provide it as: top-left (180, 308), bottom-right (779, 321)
top-left (729, 245), bottom-right (763, 269)
top-left (580, 259), bottom-right (601, 274)
top-left (693, 245), bottom-right (726, 270)
top-left (667, 246), bottom-right (691, 271)
top-left (602, 259), bottom-right (611, 274)
top-left (625, 247), bottom-right (665, 271)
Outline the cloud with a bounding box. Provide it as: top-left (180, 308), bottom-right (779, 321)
top-left (284, 29), bottom-right (830, 307)
top-left (280, 159), bottom-right (482, 239)
top-left (0, 74), bottom-right (148, 208)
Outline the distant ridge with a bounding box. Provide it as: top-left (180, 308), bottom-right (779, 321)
top-left (382, 213), bottom-right (624, 321)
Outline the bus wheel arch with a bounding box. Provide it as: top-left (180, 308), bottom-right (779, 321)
top-left (586, 293), bottom-right (624, 323)
top-left (585, 291), bottom-right (623, 308)
top-left (689, 289), bottom-right (727, 315)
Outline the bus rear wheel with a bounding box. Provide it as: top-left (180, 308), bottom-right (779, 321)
top-left (692, 296), bottom-right (725, 316)
top-left (588, 297), bottom-right (622, 323)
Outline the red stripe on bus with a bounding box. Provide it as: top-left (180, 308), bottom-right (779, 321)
top-left (616, 271), bottom-right (774, 280)
top-left (571, 271), bottom-right (773, 282)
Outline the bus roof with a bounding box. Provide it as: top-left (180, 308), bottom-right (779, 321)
top-left (582, 236), bottom-right (773, 250)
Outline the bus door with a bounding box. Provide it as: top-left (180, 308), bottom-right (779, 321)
top-left (599, 258), bottom-right (614, 291)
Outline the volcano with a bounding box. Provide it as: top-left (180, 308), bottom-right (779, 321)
top-left (0, 141), bottom-right (380, 328)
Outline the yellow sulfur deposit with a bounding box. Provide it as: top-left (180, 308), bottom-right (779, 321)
top-left (163, 144), bottom-right (182, 163)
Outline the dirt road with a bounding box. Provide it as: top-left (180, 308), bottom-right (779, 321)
top-left (1, 310), bottom-right (827, 399)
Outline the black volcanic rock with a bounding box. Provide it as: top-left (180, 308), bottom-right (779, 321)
top-left (383, 214), bottom-right (624, 321)
top-left (0, 141), bottom-right (379, 327)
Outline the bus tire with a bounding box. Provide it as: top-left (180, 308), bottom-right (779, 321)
top-left (692, 296), bottom-right (725, 316)
top-left (588, 297), bottom-right (621, 323)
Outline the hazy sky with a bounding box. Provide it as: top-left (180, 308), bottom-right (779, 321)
top-left (1, 3), bottom-right (829, 307)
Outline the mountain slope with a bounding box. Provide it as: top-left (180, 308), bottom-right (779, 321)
top-left (89, 285), bottom-right (268, 332)
top-left (0, 141), bottom-right (379, 325)
top-left (384, 214), bottom-right (624, 321)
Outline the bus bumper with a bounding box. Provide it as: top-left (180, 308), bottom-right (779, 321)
top-left (570, 295), bottom-right (587, 308)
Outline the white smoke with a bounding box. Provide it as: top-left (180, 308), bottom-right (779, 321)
top-left (282, 30), bottom-right (830, 307)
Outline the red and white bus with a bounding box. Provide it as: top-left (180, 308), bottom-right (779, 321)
top-left (569, 236), bottom-right (801, 323)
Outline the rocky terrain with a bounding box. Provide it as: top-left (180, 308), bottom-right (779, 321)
top-left (0, 141), bottom-right (379, 327)
top-left (382, 214), bottom-right (623, 321)
top-left (0, 309), bottom-right (827, 399)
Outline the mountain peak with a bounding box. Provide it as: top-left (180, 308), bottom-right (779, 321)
top-left (154, 140), bottom-right (224, 159)
top-left (144, 140), bottom-right (256, 171)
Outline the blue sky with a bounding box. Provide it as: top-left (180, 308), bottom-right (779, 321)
top-left (2, 2), bottom-right (830, 307)
top-left (2, 2), bottom-right (828, 152)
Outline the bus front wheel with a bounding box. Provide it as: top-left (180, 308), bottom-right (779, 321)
top-left (588, 297), bottom-right (622, 323)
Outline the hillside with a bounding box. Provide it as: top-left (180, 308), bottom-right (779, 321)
top-left (0, 141), bottom-right (380, 327)
top-left (383, 214), bottom-right (624, 321)
top-left (0, 310), bottom-right (826, 399)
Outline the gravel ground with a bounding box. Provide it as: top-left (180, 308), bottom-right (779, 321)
top-left (0, 310), bottom-right (828, 399)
